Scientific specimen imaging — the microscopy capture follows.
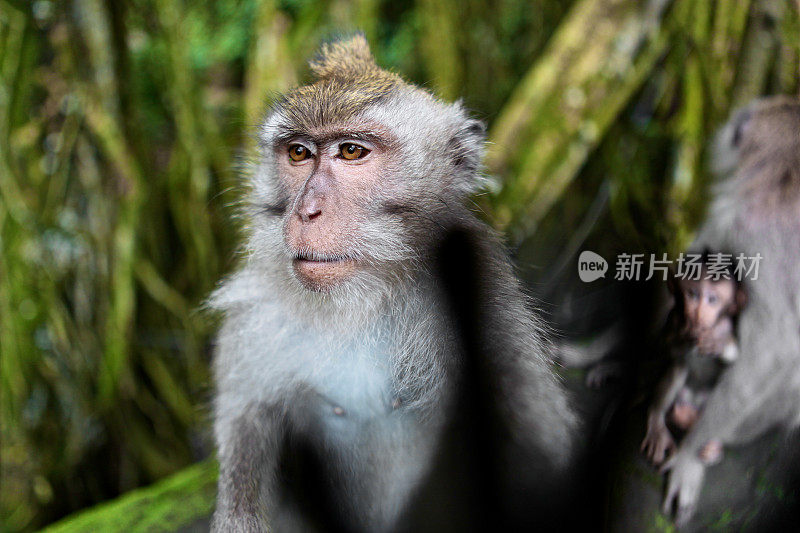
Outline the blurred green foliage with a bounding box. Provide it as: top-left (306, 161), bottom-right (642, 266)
top-left (0, 0), bottom-right (797, 530)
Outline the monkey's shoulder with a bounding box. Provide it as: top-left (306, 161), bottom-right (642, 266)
top-left (206, 267), bottom-right (276, 313)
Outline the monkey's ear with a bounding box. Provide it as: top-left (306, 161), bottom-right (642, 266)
top-left (448, 117), bottom-right (486, 186)
top-left (730, 109), bottom-right (752, 148)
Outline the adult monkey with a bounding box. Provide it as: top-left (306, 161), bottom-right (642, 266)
top-left (661, 96), bottom-right (800, 526)
top-left (209, 35), bottom-right (576, 532)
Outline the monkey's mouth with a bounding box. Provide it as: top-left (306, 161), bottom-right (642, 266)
top-left (291, 252), bottom-right (357, 290)
top-left (293, 251), bottom-right (353, 264)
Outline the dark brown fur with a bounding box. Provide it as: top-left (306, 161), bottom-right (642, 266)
top-left (278, 35), bottom-right (406, 131)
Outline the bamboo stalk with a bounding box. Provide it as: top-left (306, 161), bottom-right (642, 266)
top-left (244, 1), bottom-right (297, 124)
top-left (489, 0), bottom-right (673, 238)
top-left (417, 0), bottom-right (463, 101)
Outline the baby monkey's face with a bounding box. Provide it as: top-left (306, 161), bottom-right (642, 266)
top-left (680, 278), bottom-right (737, 336)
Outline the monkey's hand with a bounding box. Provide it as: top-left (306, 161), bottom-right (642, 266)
top-left (698, 439), bottom-right (723, 465)
top-left (585, 360), bottom-right (623, 388)
top-left (660, 451), bottom-right (706, 528)
top-left (719, 341), bottom-right (739, 363)
top-left (641, 418), bottom-right (675, 466)
top-left (696, 335), bottom-right (720, 356)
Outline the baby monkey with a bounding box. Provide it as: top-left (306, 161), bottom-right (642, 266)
top-left (642, 258), bottom-right (746, 467)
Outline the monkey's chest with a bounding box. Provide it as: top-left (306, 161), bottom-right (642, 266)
top-left (290, 352), bottom-right (430, 520)
top-left (277, 329), bottom-right (434, 499)
top-left (281, 365), bottom-right (432, 533)
top-left (303, 354), bottom-right (410, 441)
top-left (685, 350), bottom-right (726, 390)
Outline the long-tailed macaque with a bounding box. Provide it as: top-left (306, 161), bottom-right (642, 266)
top-left (660, 96), bottom-right (800, 526)
top-left (642, 266), bottom-right (746, 467)
top-left (208, 35), bottom-right (575, 532)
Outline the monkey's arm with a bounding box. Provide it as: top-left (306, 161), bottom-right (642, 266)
top-left (641, 362), bottom-right (687, 465)
top-left (464, 234), bottom-right (577, 470)
top-left (212, 403), bottom-right (284, 533)
top-left (499, 313), bottom-right (578, 470)
top-left (652, 362), bottom-right (688, 414)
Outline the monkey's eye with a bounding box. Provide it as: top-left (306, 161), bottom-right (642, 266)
top-left (288, 144), bottom-right (311, 162)
top-left (687, 289), bottom-right (700, 300)
top-left (707, 294), bottom-right (718, 305)
top-left (339, 143), bottom-right (370, 160)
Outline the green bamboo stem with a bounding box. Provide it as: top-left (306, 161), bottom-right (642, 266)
top-left (418, 0), bottom-right (463, 101)
top-left (489, 0), bottom-right (673, 238)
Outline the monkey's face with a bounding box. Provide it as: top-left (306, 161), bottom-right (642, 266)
top-left (274, 125), bottom-right (399, 291)
top-left (247, 83), bottom-right (486, 296)
top-left (712, 96), bottom-right (800, 177)
top-left (680, 279), bottom-right (736, 337)
top-left (249, 45), bottom-right (486, 296)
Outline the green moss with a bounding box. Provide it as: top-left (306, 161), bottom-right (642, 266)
top-left (39, 461), bottom-right (218, 533)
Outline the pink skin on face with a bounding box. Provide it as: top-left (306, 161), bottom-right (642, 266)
top-left (681, 279), bottom-right (736, 343)
top-left (277, 123), bottom-right (396, 291)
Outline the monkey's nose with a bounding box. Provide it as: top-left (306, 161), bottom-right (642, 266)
top-left (297, 197), bottom-right (323, 222)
